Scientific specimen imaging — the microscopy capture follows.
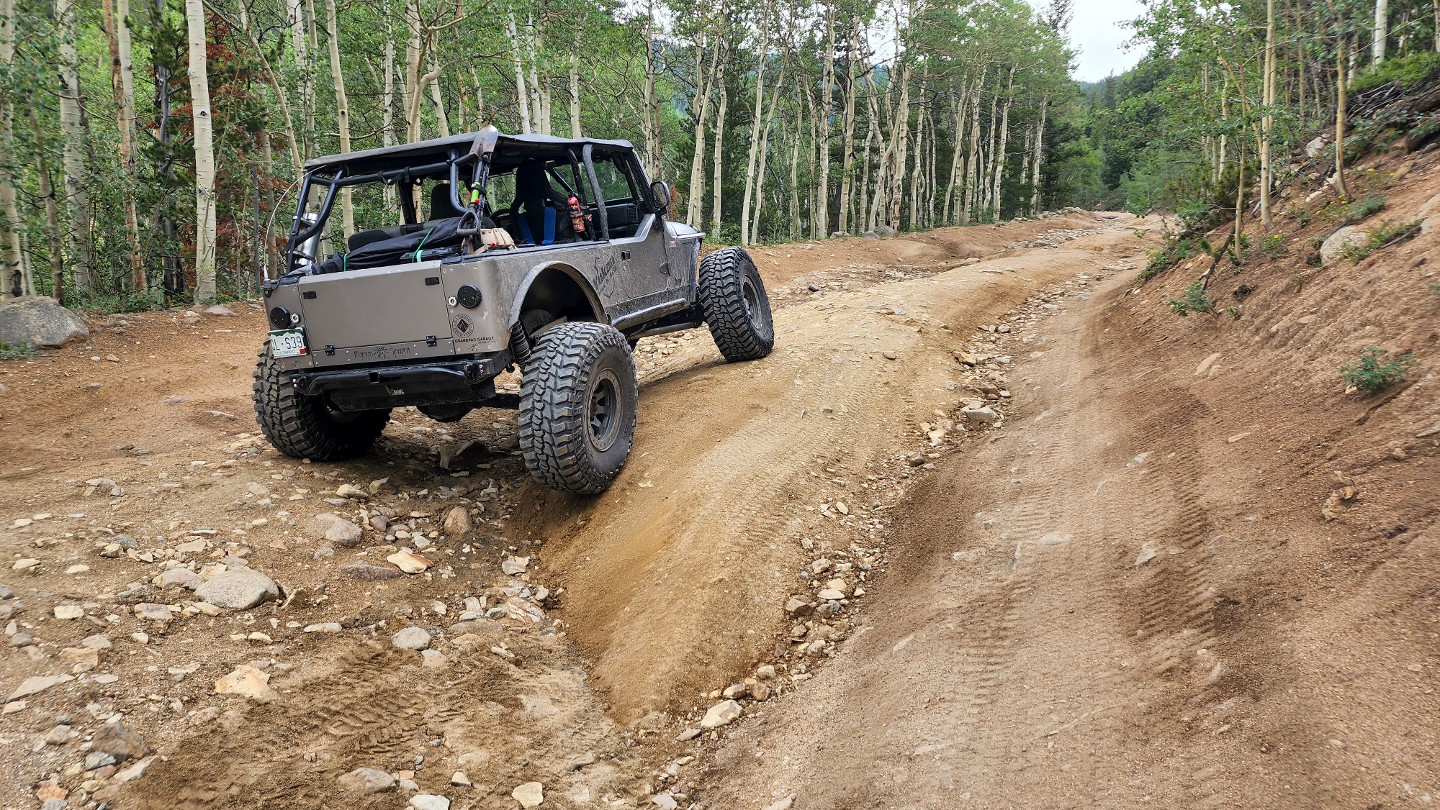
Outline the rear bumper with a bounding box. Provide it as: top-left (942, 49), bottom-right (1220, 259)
top-left (295, 352), bottom-right (513, 411)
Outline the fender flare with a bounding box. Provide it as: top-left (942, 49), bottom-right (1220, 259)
top-left (509, 261), bottom-right (607, 328)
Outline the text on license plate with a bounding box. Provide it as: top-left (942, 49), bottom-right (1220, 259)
top-left (269, 329), bottom-right (308, 358)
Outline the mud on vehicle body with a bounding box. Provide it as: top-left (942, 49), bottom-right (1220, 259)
top-left (254, 127), bottom-right (774, 493)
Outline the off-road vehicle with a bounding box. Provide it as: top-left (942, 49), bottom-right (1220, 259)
top-left (254, 127), bottom-right (774, 494)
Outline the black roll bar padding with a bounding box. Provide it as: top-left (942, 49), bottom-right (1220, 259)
top-left (582, 143), bottom-right (610, 240)
top-left (286, 167), bottom-right (346, 272)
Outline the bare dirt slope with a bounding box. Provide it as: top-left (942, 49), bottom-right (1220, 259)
top-left (0, 214), bottom-right (1136, 809)
top-left (693, 152), bottom-right (1440, 808)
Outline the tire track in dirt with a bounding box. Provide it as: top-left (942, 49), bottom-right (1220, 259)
top-left (692, 259), bottom-right (1250, 809)
top-left (514, 220), bottom-right (1146, 724)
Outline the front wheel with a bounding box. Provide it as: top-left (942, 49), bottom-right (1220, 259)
top-left (252, 346), bottom-right (390, 461)
top-left (518, 322), bottom-right (638, 494)
top-left (697, 246), bottom-right (775, 362)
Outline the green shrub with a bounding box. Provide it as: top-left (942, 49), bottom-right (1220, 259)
top-left (1140, 236), bottom-right (1197, 282)
top-left (1340, 346), bottom-right (1417, 392)
top-left (1258, 233), bottom-right (1288, 259)
top-left (1168, 281), bottom-right (1215, 316)
top-left (1344, 195), bottom-right (1386, 224)
top-left (0, 342), bottom-right (37, 360)
top-left (1340, 219), bottom-right (1422, 263)
top-left (1350, 52), bottom-right (1440, 95)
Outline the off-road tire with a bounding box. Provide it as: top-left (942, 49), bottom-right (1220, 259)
top-left (698, 246), bottom-right (775, 362)
top-left (252, 346), bottom-right (391, 461)
top-left (519, 322), bottom-right (638, 494)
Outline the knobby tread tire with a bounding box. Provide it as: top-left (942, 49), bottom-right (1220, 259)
top-left (252, 346), bottom-right (390, 461)
top-left (697, 246), bottom-right (775, 362)
top-left (518, 322), bottom-right (637, 494)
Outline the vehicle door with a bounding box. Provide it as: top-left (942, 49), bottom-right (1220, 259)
top-left (589, 149), bottom-right (684, 317)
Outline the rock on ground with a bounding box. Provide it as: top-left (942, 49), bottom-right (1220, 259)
top-left (1320, 225), bottom-right (1368, 265)
top-left (701, 699), bottom-right (742, 729)
top-left (0, 296), bottom-right (88, 348)
top-left (214, 665), bottom-right (277, 701)
top-left (392, 626), bottom-right (432, 650)
top-left (338, 767), bottom-right (396, 794)
top-left (511, 782), bottom-right (544, 808)
top-left (409, 795), bottom-right (450, 810)
top-left (194, 569), bottom-right (279, 609)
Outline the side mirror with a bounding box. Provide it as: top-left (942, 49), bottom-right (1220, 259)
top-left (648, 180), bottom-right (672, 215)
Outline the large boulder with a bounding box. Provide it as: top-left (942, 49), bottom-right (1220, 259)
top-left (0, 297), bottom-right (87, 348)
top-left (1319, 226), bottom-right (1368, 265)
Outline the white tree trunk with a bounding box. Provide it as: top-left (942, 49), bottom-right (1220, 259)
top-left (324, 0), bottom-right (354, 238)
top-left (428, 54), bottom-right (450, 137)
top-left (710, 83), bottom-right (727, 235)
top-left (815, 7), bottom-right (835, 239)
top-left (1029, 95), bottom-right (1047, 215)
top-left (56, 0), bottom-right (91, 298)
top-left (685, 40), bottom-right (721, 226)
top-left (382, 31), bottom-right (396, 210)
top-left (0, 0), bottom-right (24, 298)
top-left (836, 26), bottom-right (859, 235)
top-left (1260, 0), bottom-right (1276, 228)
top-left (506, 14), bottom-right (531, 132)
top-left (287, 0), bottom-right (314, 159)
top-left (102, 0), bottom-right (144, 291)
top-left (748, 62), bottom-right (785, 245)
top-left (739, 18), bottom-right (769, 247)
top-left (1373, 0), bottom-right (1388, 63)
top-left (186, 0), bottom-right (217, 304)
top-left (569, 50), bottom-right (581, 137)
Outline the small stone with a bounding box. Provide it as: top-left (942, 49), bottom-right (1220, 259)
top-left (338, 767), bottom-right (396, 794)
top-left (91, 720), bottom-right (148, 763)
top-left (13, 558), bottom-right (40, 571)
top-left (7, 674), bottom-right (74, 701)
top-left (194, 569), bottom-right (279, 610)
top-left (388, 548), bottom-right (433, 574)
top-left (342, 562), bottom-right (404, 581)
top-left (755, 664), bottom-right (776, 680)
top-left (133, 603), bottom-right (174, 622)
top-left (442, 506), bottom-right (472, 537)
top-left (392, 626), bottom-right (432, 651)
top-left (700, 699), bottom-right (742, 729)
top-left (961, 405), bottom-right (1000, 425)
top-left (420, 650), bottom-right (447, 669)
top-left (651, 794), bottom-right (679, 810)
top-left (214, 665), bottom-right (277, 701)
top-left (501, 555), bottom-right (530, 576)
top-left (450, 771), bottom-right (472, 787)
top-left (511, 781), bottom-right (544, 808)
top-left (563, 752), bottom-right (596, 772)
top-left (410, 795), bottom-right (451, 810)
top-left (335, 483), bottom-right (368, 499)
top-left (816, 589), bottom-right (845, 601)
top-left (784, 597), bottom-right (813, 617)
top-left (53, 604), bottom-right (85, 620)
top-left (113, 756), bottom-right (154, 783)
top-left (304, 622), bottom-right (342, 633)
top-left (155, 566), bottom-right (204, 590)
top-left (1135, 543), bottom-right (1158, 566)
top-left (324, 519), bottom-right (364, 547)
top-left (675, 727), bottom-right (702, 741)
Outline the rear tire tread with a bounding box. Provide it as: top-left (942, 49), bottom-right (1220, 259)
top-left (252, 346), bottom-right (390, 461)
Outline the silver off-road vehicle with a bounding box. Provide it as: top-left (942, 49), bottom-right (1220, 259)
top-left (254, 127), bottom-right (774, 494)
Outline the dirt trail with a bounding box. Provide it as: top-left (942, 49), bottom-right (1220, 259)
top-left (516, 221), bottom-right (1146, 723)
top-left (694, 265), bottom-right (1440, 808)
top-left (0, 213), bottom-right (1145, 809)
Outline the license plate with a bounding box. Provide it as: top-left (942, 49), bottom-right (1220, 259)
top-left (269, 328), bottom-right (308, 358)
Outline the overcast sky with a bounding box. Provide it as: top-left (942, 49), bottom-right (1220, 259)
top-left (1053, 0), bottom-right (1147, 82)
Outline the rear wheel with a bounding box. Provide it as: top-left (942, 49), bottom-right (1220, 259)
top-left (518, 322), bottom-right (638, 494)
top-left (698, 246), bottom-right (774, 362)
top-left (252, 346), bottom-right (390, 461)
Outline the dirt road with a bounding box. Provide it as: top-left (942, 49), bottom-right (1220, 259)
top-left (0, 213), bottom-right (1169, 809)
top-left (692, 258), bottom-right (1440, 808)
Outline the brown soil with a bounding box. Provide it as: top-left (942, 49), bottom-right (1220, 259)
top-left (0, 214), bottom-right (1131, 809)
top-left (689, 152), bottom-right (1440, 807)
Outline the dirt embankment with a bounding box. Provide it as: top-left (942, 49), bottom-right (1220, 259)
top-left (0, 213), bottom-right (1131, 810)
top-left (688, 146), bottom-right (1440, 807)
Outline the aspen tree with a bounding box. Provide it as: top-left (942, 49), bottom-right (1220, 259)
top-left (56, 0), bottom-right (91, 298)
top-left (324, 0), bottom-right (355, 237)
top-left (186, 0), bottom-right (217, 304)
top-left (102, 0), bottom-right (144, 291)
top-left (0, 0), bottom-right (24, 298)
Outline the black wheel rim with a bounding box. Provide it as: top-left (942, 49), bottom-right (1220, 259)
top-left (742, 276), bottom-right (760, 322)
top-left (587, 369), bottom-right (621, 452)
